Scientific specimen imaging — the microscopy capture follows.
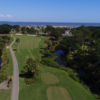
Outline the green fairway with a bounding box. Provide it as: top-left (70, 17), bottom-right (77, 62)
top-left (41, 72), bottom-right (60, 84)
top-left (14, 35), bottom-right (41, 49)
top-left (47, 86), bottom-right (72, 100)
top-left (12, 35), bottom-right (96, 100)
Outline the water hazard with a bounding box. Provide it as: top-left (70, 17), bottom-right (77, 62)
top-left (55, 49), bottom-right (67, 66)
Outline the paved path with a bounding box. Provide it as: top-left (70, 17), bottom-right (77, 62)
top-left (9, 36), bottom-right (19, 100)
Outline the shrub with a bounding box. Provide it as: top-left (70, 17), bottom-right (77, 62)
top-left (7, 84), bottom-right (9, 87)
top-left (25, 77), bottom-right (39, 85)
top-left (0, 48), bottom-right (9, 83)
top-left (0, 75), bottom-right (7, 83)
top-left (69, 72), bottom-right (79, 82)
top-left (67, 67), bottom-right (79, 82)
top-left (59, 65), bottom-right (67, 71)
top-left (40, 49), bottom-right (57, 60)
top-left (41, 58), bottom-right (60, 68)
top-left (83, 84), bottom-right (88, 89)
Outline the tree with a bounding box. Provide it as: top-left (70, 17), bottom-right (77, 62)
top-left (60, 36), bottom-right (77, 53)
top-left (13, 25), bottom-right (20, 32)
top-left (0, 42), bottom-right (5, 49)
top-left (44, 39), bottom-right (52, 49)
top-left (21, 27), bottom-right (26, 34)
top-left (41, 26), bottom-right (45, 33)
top-left (26, 27), bottom-right (30, 33)
top-left (26, 27), bottom-right (36, 34)
top-left (92, 29), bottom-right (100, 52)
top-left (16, 38), bottom-right (20, 52)
top-left (0, 24), bottom-right (12, 34)
top-left (22, 58), bottom-right (37, 78)
top-left (51, 29), bottom-right (62, 40)
top-left (45, 25), bottom-right (54, 34)
top-left (30, 27), bottom-right (36, 34)
top-left (26, 58), bottom-right (33, 66)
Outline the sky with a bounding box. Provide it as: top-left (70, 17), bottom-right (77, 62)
top-left (0, 0), bottom-right (100, 23)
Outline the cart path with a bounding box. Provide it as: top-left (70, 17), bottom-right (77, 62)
top-left (9, 36), bottom-right (19, 100)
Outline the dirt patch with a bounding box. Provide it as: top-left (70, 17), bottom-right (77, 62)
top-left (47, 86), bottom-right (72, 100)
top-left (0, 80), bottom-right (12, 90)
top-left (41, 72), bottom-right (59, 84)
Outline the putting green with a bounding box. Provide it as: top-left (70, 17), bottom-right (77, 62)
top-left (41, 72), bottom-right (59, 84)
top-left (47, 86), bottom-right (72, 100)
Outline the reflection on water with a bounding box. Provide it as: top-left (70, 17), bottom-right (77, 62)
top-left (55, 49), bottom-right (67, 66)
top-left (0, 58), bottom-right (2, 70)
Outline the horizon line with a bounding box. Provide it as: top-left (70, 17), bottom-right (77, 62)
top-left (0, 21), bottom-right (100, 23)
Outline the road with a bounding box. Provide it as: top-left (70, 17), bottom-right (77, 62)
top-left (9, 36), bottom-right (19, 100)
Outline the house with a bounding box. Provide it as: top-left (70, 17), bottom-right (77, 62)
top-left (32, 25), bottom-right (39, 29)
top-left (62, 30), bottom-right (73, 38)
top-left (25, 25), bottom-right (31, 28)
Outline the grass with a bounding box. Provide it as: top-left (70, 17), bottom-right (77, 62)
top-left (7, 49), bottom-right (13, 77)
top-left (13, 35), bottom-right (41, 49)
top-left (12, 35), bottom-right (96, 100)
top-left (47, 86), bottom-right (72, 100)
top-left (0, 90), bottom-right (12, 100)
top-left (41, 72), bottom-right (60, 84)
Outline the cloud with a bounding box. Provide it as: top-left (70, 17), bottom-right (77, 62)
top-left (0, 14), bottom-right (5, 17)
top-left (0, 14), bottom-right (13, 18)
top-left (6, 15), bottom-right (13, 18)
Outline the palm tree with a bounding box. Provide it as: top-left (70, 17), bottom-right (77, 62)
top-left (22, 58), bottom-right (37, 78)
top-left (16, 38), bottom-right (20, 52)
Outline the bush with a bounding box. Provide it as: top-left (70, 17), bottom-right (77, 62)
top-left (83, 84), bottom-right (88, 89)
top-left (67, 67), bottom-right (79, 82)
top-left (41, 58), bottom-right (60, 68)
top-left (40, 50), bottom-right (57, 59)
top-left (0, 75), bottom-right (7, 83)
top-left (7, 84), bottom-right (9, 87)
top-left (25, 77), bottom-right (39, 85)
top-left (69, 72), bottom-right (79, 82)
top-left (0, 48), bottom-right (9, 83)
top-left (59, 65), bottom-right (67, 71)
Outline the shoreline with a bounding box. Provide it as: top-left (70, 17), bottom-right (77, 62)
top-left (0, 22), bottom-right (100, 27)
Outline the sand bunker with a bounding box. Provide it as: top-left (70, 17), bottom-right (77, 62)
top-left (16, 33), bottom-right (23, 35)
top-left (27, 34), bottom-right (37, 36)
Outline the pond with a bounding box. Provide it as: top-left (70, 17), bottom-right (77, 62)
top-left (0, 58), bottom-right (2, 70)
top-left (55, 49), bottom-right (67, 67)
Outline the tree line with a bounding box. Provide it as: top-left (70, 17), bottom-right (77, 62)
top-left (39, 25), bottom-right (100, 98)
top-left (0, 36), bottom-right (13, 83)
top-left (57, 25), bottom-right (100, 98)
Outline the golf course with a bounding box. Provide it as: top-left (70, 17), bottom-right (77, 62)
top-left (11, 34), bottom-right (95, 100)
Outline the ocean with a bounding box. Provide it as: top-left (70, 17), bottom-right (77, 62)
top-left (0, 22), bottom-right (100, 27)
